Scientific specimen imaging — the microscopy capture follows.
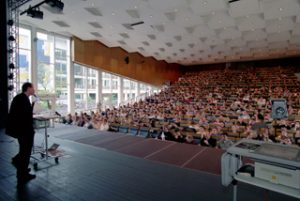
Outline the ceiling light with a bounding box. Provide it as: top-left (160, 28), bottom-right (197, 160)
top-left (112, 12), bottom-right (115, 16)
top-left (279, 7), bottom-right (283, 11)
top-left (45, 0), bottom-right (64, 12)
top-left (7, 19), bottom-right (14, 26)
top-left (149, 15), bottom-right (153, 18)
top-left (26, 7), bottom-right (44, 19)
top-left (8, 85), bottom-right (14, 91)
top-left (8, 73), bottom-right (14, 80)
top-left (9, 63), bottom-right (15, 69)
top-left (134, 5), bottom-right (138, 9)
top-left (203, 1), bottom-right (207, 5)
top-left (8, 36), bottom-right (15, 41)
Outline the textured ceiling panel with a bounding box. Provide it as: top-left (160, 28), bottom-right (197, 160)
top-left (243, 29), bottom-right (267, 41)
top-left (219, 27), bottom-right (242, 40)
top-left (265, 17), bottom-right (295, 33)
top-left (206, 11), bottom-right (236, 29)
top-left (229, 0), bottom-right (261, 17)
top-left (90, 32), bottom-right (102, 37)
top-left (236, 15), bottom-right (266, 31)
top-left (290, 35), bottom-right (300, 44)
top-left (267, 31), bottom-right (291, 43)
top-left (84, 7), bottom-right (102, 16)
top-left (261, 0), bottom-right (300, 20)
top-left (189, 0), bottom-right (228, 16)
top-left (19, 0), bottom-right (300, 65)
top-left (126, 9), bottom-right (140, 19)
top-left (88, 22), bottom-right (102, 29)
top-left (52, 21), bottom-right (70, 27)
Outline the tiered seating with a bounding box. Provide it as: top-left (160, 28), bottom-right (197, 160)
top-left (64, 66), bottom-right (300, 148)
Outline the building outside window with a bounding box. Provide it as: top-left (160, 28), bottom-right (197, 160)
top-left (36, 31), bottom-right (70, 114)
top-left (18, 27), bottom-right (31, 90)
top-left (102, 72), bottom-right (119, 107)
top-left (18, 24), bottom-right (160, 114)
top-left (74, 64), bottom-right (98, 111)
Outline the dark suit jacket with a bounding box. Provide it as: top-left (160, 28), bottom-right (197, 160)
top-left (6, 93), bottom-right (34, 138)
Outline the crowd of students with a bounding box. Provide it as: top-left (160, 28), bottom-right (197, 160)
top-left (62, 66), bottom-right (300, 149)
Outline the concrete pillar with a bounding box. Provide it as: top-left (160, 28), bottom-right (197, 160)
top-left (68, 40), bottom-right (75, 114)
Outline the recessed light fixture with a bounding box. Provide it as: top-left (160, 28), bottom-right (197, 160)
top-left (203, 1), bottom-right (207, 5)
top-left (279, 7), bottom-right (283, 11)
top-left (112, 12), bottom-right (115, 16)
top-left (149, 15), bottom-right (153, 18)
top-left (134, 5), bottom-right (138, 9)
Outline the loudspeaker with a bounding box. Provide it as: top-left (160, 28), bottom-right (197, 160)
top-left (124, 56), bottom-right (129, 64)
top-left (271, 99), bottom-right (288, 120)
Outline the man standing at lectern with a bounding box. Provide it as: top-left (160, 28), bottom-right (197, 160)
top-left (6, 82), bottom-right (36, 185)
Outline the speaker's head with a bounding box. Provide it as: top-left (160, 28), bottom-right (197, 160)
top-left (271, 99), bottom-right (288, 120)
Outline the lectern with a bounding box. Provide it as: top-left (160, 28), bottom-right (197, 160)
top-left (221, 139), bottom-right (300, 201)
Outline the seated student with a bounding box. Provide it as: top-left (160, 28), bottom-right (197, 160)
top-left (295, 128), bottom-right (300, 146)
top-left (267, 127), bottom-right (278, 143)
top-left (277, 127), bottom-right (292, 145)
top-left (171, 129), bottom-right (185, 143)
top-left (218, 133), bottom-right (233, 150)
top-left (252, 127), bottom-right (267, 141)
top-left (73, 112), bottom-right (79, 125)
top-left (251, 113), bottom-right (268, 131)
top-left (65, 113), bottom-right (73, 124)
top-left (77, 115), bottom-right (85, 127)
top-left (294, 121), bottom-right (300, 132)
top-left (99, 119), bottom-right (109, 131)
top-left (185, 134), bottom-right (197, 145)
top-left (200, 130), bottom-right (217, 148)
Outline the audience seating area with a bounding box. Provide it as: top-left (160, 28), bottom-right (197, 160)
top-left (62, 66), bottom-right (300, 148)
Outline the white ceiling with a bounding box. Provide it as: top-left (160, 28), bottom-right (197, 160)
top-left (19, 0), bottom-right (300, 65)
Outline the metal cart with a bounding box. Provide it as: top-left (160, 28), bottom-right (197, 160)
top-left (31, 116), bottom-right (60, 170)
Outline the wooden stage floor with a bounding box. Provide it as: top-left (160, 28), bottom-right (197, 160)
top-left (0, 125), bottom-right (298, 201)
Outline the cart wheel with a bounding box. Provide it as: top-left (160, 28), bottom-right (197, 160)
top-left (55, 157), bottom-right (59, 164)
top-left (33, 163), bottom-right (38, 170)
top-left (40, 153), bottom-right (45, 158)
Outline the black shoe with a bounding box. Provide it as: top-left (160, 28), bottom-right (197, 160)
top-left (11, 158), bottom-right (18, 168)
top-left (17, 173), bottom-right (36, 184)
top-left (12, 159), bottom-right (31, 172)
